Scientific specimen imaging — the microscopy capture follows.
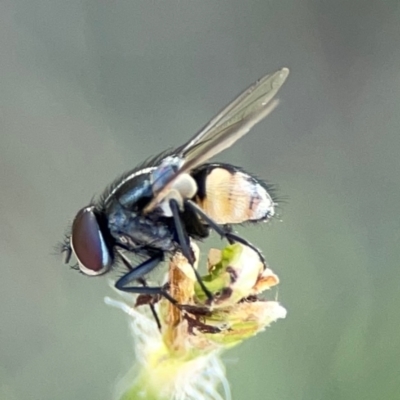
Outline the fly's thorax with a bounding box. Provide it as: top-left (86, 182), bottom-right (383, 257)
top-left (192, 164), bottom-right (275, 225)
top-left (101, 164), bottom-right (157, 208)
top-left (107, 200), bottom-right (175, 252)
top-left (150, 156), bottom-right (183, 193)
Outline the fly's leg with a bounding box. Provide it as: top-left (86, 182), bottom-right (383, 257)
top-left (116, 252), bottom-right (178, 330)
top-left (169, 199), bottom-right (213, 301)
top-left (184, 199), bottom-right (267, 268)
top-left (223, 232), bottom-right (267, 267)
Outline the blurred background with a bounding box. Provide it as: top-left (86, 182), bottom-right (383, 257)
top-left (1, 1), bottom-right (399, 399)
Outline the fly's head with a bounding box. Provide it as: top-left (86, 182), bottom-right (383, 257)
top-left (63, 206), bottom-right (114, 276)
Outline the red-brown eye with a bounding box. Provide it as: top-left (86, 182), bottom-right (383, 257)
top-left (70, 207), bottom-right (112, 276)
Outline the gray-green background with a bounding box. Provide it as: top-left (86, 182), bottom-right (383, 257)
top-left (1, 1), bottom-right (399, 399)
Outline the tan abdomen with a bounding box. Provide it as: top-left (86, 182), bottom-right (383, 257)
top-left (192, 164), bottom-right (275, 225)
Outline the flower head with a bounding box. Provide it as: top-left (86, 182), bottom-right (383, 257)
top-left (106, 242), bottom-right (286, 400)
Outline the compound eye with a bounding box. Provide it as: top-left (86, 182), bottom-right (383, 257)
top-left (70, 207), bottom-right (112, 276)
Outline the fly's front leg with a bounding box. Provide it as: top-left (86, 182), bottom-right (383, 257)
top-left (116, 252), bottom-right (178, 304)
top-left (116, 251), bottom-right (178, 329)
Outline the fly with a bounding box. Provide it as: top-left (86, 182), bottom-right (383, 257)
top-left (60, 67), bottom-right (289, 315)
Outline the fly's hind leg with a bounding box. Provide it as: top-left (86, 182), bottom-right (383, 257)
top-left (184, 199), bottom-right (267, 268)
top-left (224, 231), bottom-right (267, 267)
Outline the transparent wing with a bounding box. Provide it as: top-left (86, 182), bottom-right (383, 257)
top-left (179, 67), bottom-right (289, 162)
top-left (144, 67), bottom-right (289, 213)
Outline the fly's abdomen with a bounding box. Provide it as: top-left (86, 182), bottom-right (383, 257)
top-left (192, 163), bottom-right (276, 225)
